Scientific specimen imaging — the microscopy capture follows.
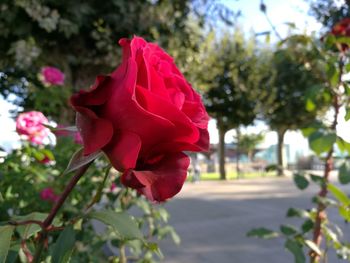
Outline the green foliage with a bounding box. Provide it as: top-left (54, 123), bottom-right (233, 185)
top-left (0, 225), bottom-right (14, 263)
top-left (338, 162), bottom-right (350, 184)
top-left (328, 184), bottom-right (350, 206)
top-left (261, 35), bottom-right (328, 133)
top-left (310, 0), bottom-right (350, 30)
top-left (12, 212), bottom-right (54, 239)
top-left (199, 29), bottom-right (262, 130)
top-left (308, 130), bottom-right (336, 155)
top-left (286, 208), bottom-right (311, 219)
top-left (236, 132), bottom-right (264, 161)
top-left (293, 173), bottom-right (310, 190)
top-left (63, 148), bottom-right (102, 175)
top-left (51, 226), bottom-right (76, 263)
top-left (246, 228), bottom-right (279, 239)
top-left (284, 239), bottom-right (306, 263)
top-left (280, 225), bottom-right (298, 236)
top-left (1, 135), bottom-right (180, 262)
top-left (88, 210), bottom-right (142, 240)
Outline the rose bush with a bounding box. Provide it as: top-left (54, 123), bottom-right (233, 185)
top-left (331, 18), bottom-right (350, 51)
top-left (71, 36), bottom-right (209, 201)
top-left (40, 187), bottom-right (59, 202)
top-left (16, 111), bottom-right (50, 144)
top-left (40, 66), bottom-right (65, 86)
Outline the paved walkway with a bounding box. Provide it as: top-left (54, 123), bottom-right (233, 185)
top-left (159, 177), bottom-right (349, 263)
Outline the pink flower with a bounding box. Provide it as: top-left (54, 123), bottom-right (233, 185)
top-left (39, 155), bottom-right (51, 164)
top-left (16, 111), bottom-right (50, 145)
top-left (74, 132), bottom-right (83, 144)
top-left (40, 188), bottom-right (59, 202)
top-left (40, 66), bottom-right (65, 86)
top-left (110, 182), bottom-right (117, 192)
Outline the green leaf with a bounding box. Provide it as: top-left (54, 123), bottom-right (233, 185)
top-left (306, 99), bottom-right (316, 112)
top-left (309, 174), bottom-right (324, 184)
top-left (88, 210), bottom-right (142, 240)
top-left (280, 225), bottom-right (298, 236)
top-left (301, 219), bottom-right (314, 233)
top-left (64, 148), bottom-right (102, 175)
top-left (345, 107), bottom-right (350, 121)
top-left (285, 239), bottom-right (305, 263)
top-left (328, 184), bottom-right (350, 206)
top-left (6, 246), bottom-right (20, 263)
top-left (304, 240), bottom-right (322, 256)
top-left (165, 226), bottom-right (180, 245)
top-left (293, 173), bottom-right (309, 190)
top-left (145, 242), bottom-right (163, 258)
top-left (313, 196), bottom-right (337, 206)
top-left (41, 149), bottom-right (55, 161)
top-left (286, 208), bottom-right (310, 218)
top-left (0, 225), bottom-right (14, 263)
top-left (246, 228), bottom-right (279, 239)
top-left (51, 226), bottom-right (75, 263)
top-left (301, 127), bottom-right (316, 137)
top-left (338, 206), bottom-right (350, 221)
top-left (336, 137), bottom-right (350, 154)
top-left (338, 163), bottom-right (350, 184)
top-left (11, 213), bottom-right (61, 239)
top-left (309, 132), bottom-right (336, 155)
top-left (12, 213), bottom-right (47, 239)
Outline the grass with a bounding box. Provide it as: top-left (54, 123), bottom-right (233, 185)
top-left (187, 171), bottom-right (277, 181)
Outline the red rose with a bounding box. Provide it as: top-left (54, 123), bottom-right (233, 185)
top-left (331, 18), bottom-right (350, 51)
top-left (71, 36), bottom-right (209, 201)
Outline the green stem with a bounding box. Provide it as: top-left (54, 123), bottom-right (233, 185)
top-left (310, 55), bottom-right (343, 263)
top-left (119, 245), bottom-right (127, 263)
top-left (32, 162), bottom-right (92, 263)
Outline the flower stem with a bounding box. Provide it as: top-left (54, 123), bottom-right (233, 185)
top-left (32, 162), bottom-right (92, 263)
top-left (310, 57), bottom-right (343, 263)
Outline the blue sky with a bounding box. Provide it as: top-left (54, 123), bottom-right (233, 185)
top-left (222, 0), bottom-right (322, 40)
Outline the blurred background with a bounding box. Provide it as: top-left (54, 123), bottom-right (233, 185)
top-left (1, 0), bottom-right (350, 263)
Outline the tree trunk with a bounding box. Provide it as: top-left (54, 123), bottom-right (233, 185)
top-left (247, 151), bottom-right (253, 163)
top-left (236, 128), bottom-right (241, 178)
top-left (277, 129), bottom-right (286, 176)
top-left (218, 125), bottom-right (227, 180)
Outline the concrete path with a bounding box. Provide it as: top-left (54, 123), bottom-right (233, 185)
top-left (159, 177), bottom-right (349, 263)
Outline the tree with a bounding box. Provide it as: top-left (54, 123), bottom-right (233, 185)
top-left (0, 0), bottom-right (237, 120)
top-left (260, 35), bottom-right (328, 176)
top-left (237, 132), bottom-right (264, 162)
top-left (310, 0), bottom-right (350, 30)
top-left (198, 29), bottom-right (263, 179)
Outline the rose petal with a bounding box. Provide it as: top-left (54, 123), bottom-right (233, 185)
top-left (104, 130), bottom-right (142, 171)
top-left (135, 85), bottom-right (199, 143)
top-left (102, 59), bottom-right (177, 154)
top-left (75, 107), bottom-right (113, 155)
top-left (71, 75), bottom-right (113, 106)
top-left (121, 152), bottom-right (190, 201)
top-left (182, 101), bottom-right (209, 129)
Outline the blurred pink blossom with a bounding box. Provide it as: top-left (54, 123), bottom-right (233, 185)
top-left (110, 182), bottom-right (117, 192)
top-left (40, 188), bottom-right (59, 202)
top-left (39, 155), bottom-right (51, 164)
top-left (74, 131), bottom-right (83, 144)
top-left (40, 66), bottom-right (65, 86)
top-left (16, 111), bottom-right (50, 145)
